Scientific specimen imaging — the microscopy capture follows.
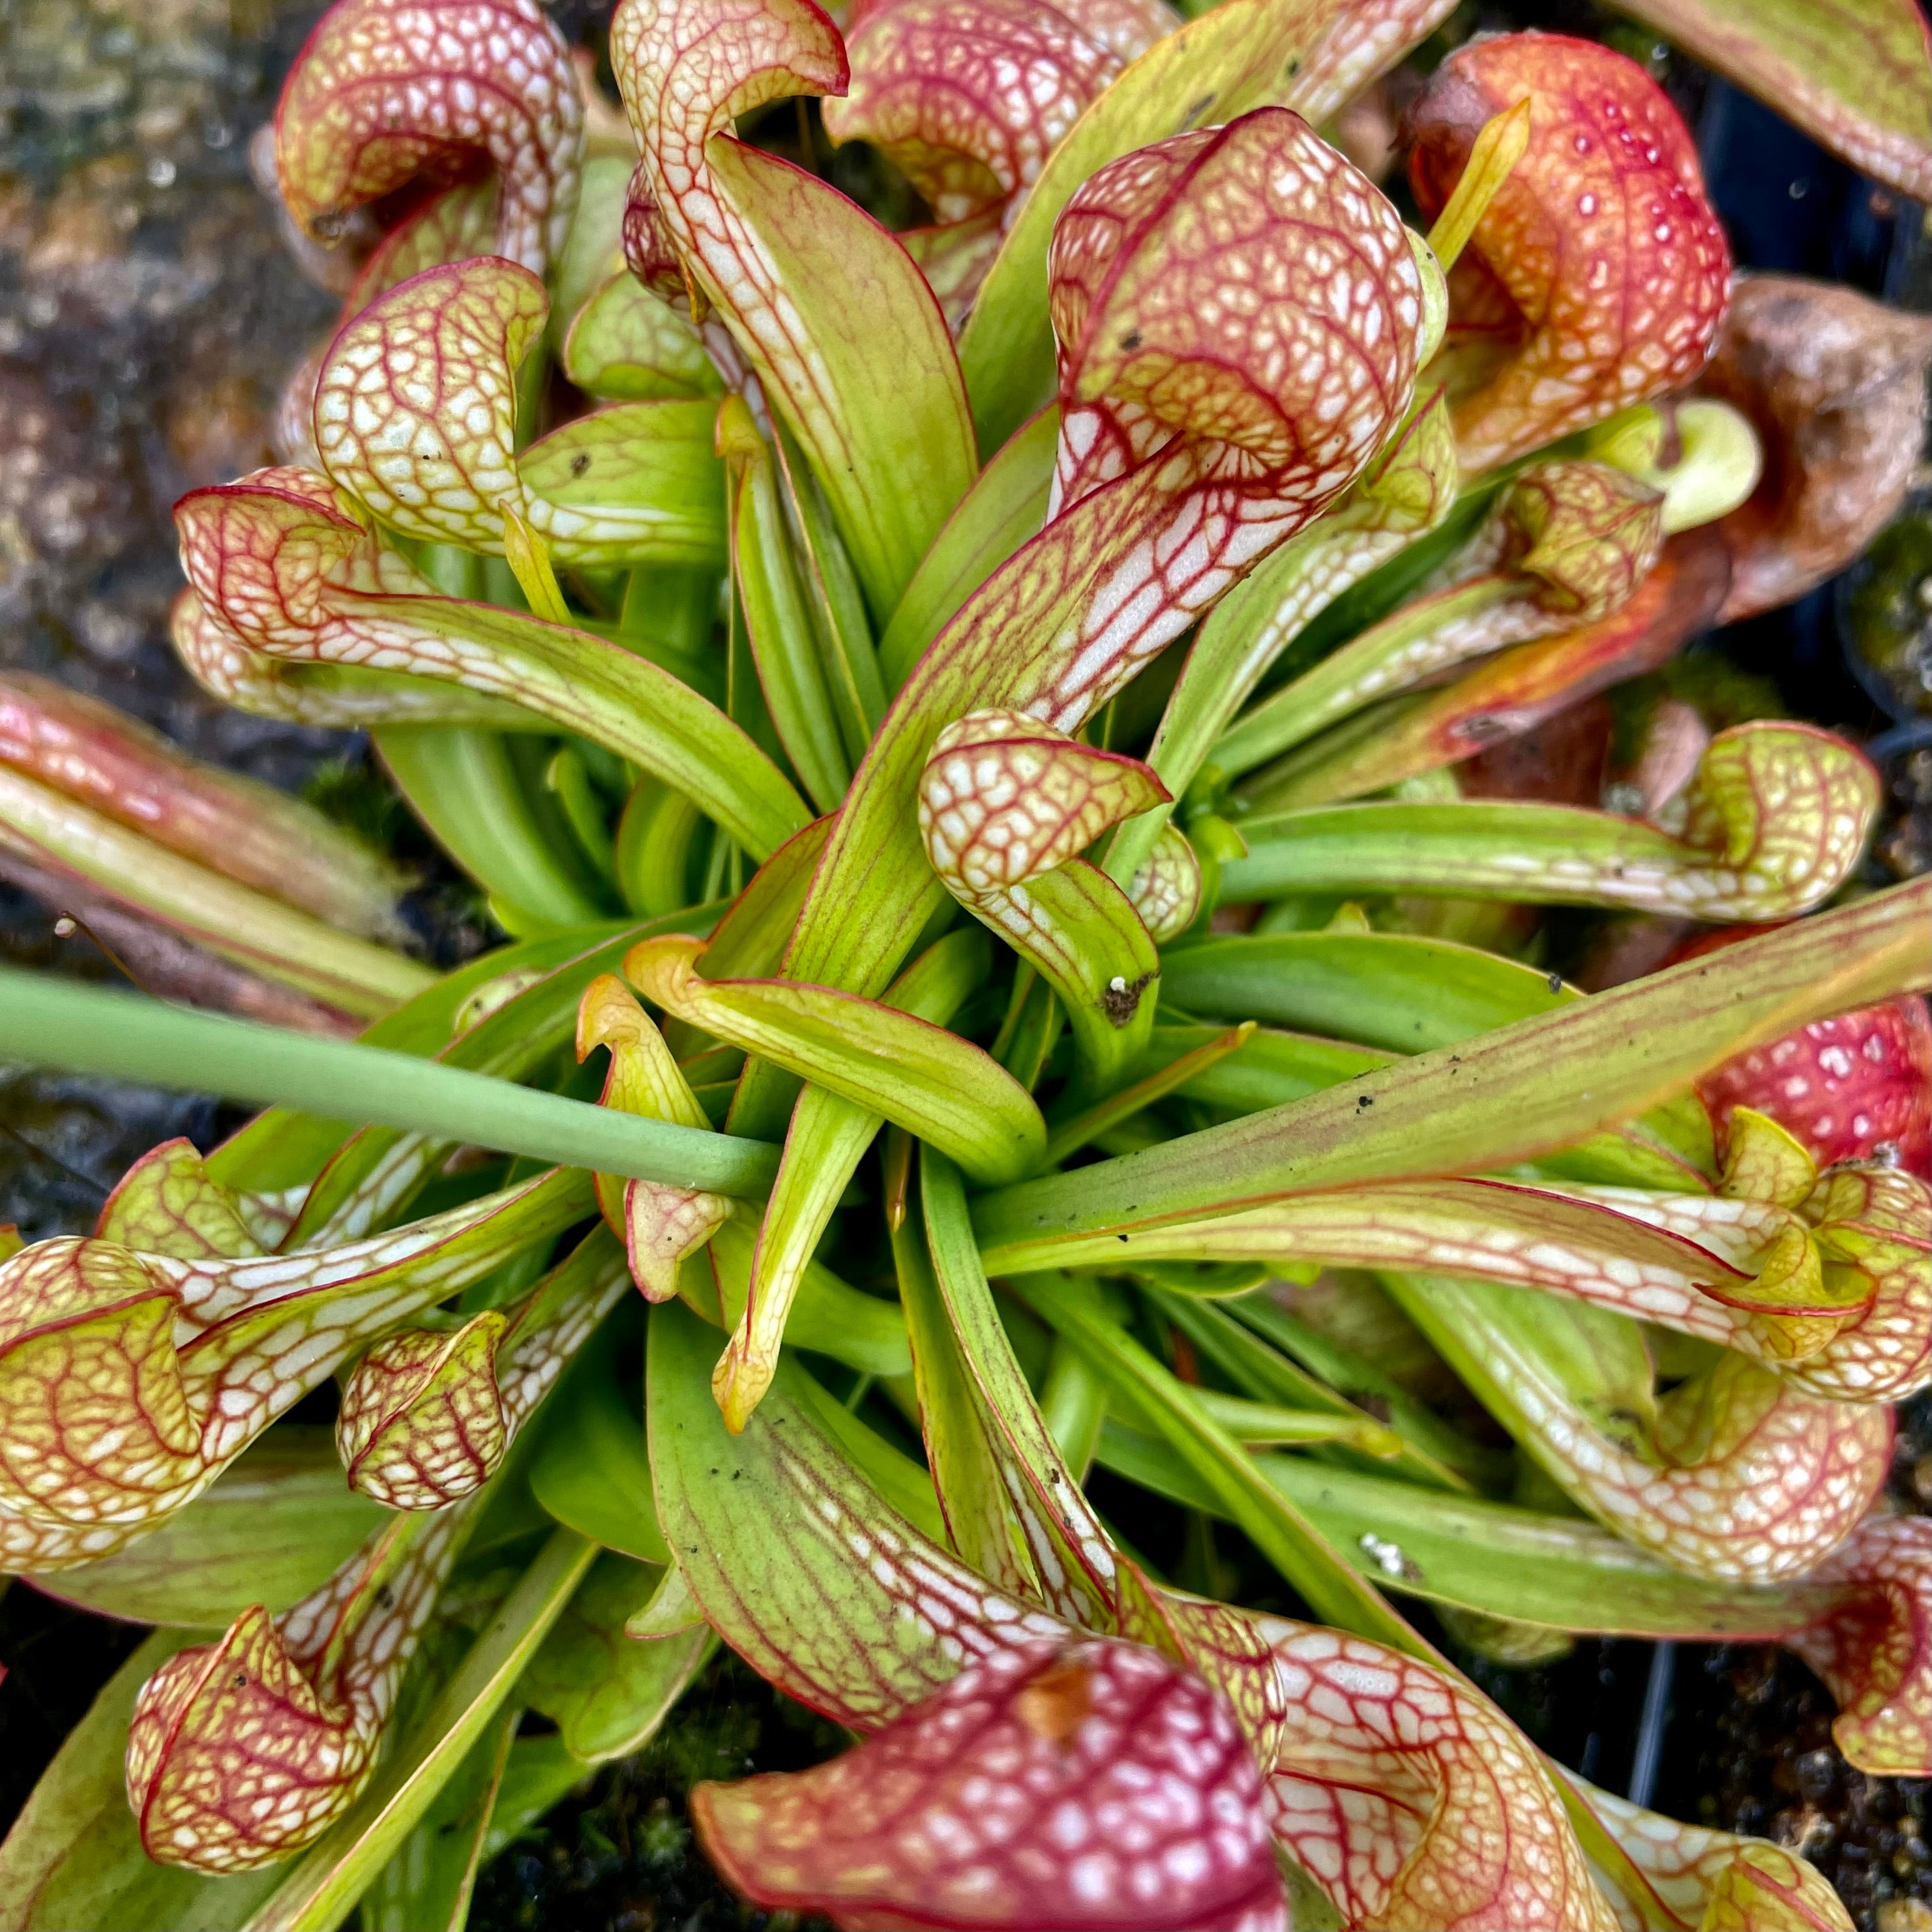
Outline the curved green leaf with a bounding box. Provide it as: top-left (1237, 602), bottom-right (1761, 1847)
top-left (35, 1429), bottom-right (385, 1627)
top-left (518, 402), bottom-right (726, 570)
top-left (647, 1298), bottom-right (1025, 1731)
top-left (529, 1348), bottom-right (672, 1566)
top-left (720, 399), bottom-right (852, 814)
top-left (1161, 929), bottom-right (1574, 1050)
top-left (626, 935), bottom-right (1044, 1184)
top-left (876, 406), bottom-right (1059, 692)
top-left (520, 1553), bottom-right (713, 1761)
top-left (1224, 724), bottom-right (1879, 923)
top-left (713, 928), bottom-right (985, 1428)
top-left (360, 1708), bottom-right (517, 1932)
top-left (562, 273), bottom-right (720, 401)
top-left (377, 595), bottom-right (807, 861)
top-left (1099, 1429), bottom-right (1856, 1639)
top-left (957, 0), bottom-right (1449, 450)
top-left (975, 880), bottom-right (1929, 1249)
top-left (610, 0), bottom-right (977, 616)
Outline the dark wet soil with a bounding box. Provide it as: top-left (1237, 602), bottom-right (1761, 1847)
top-left (1, 0), bottom-right (1927, 1927)
top-left (469, 1652), bottom-right (843, 1932)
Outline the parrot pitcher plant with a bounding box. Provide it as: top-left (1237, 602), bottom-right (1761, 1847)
top-left (0, 0), bottom-right (1926, 1927)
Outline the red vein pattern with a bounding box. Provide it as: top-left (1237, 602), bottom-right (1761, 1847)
top-left (1048, 112), bottom-right (1420, 524)
top-left (1784, 1512), bottom-right (1931, 1777)
top-left (577, 975), bottom-right (731, 1301)
top-left (1421, 1272), bottom-right (1895, 1583)
top-left (336, 1233), bottom-right (631, 1508)
top-left (694, 1637), bottom-right (1287, 1931)
top-left (1631, 1365), bottom-right (1894, 1581)
top-left (175, 467), bottom-right (416, 649)
top-left (1540, 1174), bottom-right (1925, 1399)
top-left (1125, 822), bottom-right (1202, 941)
top-left (1253, 1616), bottom-right (1618, 1929)
top-left (610, 0), bottom-right (848, 343)
top-left (827, 0), bottom-right (1174, 224)
top-left (0, 1168), bottom-right (585, 1569)
top-left (336, 1311), bottom-right (509, 1507)
top-left (1699, 997), bottom-right (1932, 1181)
top-left (97, 1138), bottom-right (265, 1262)
top-left (270, 172), bottom-right (498, 475)
top-left (824, 0), bottom-right (1176, 321)
top-left (764, 104), bottom-right (1426, 1047)
top-left (173, 468), bottom-right (801, 858)
top-left (125, 1504), bottom-right (468, 1870)
top-left (1782, 1166), bottom-right (1931, 1404)
top-left (1476, 458), bottom-right (1665, 617)
top-left (659, 1350), bottom-right (1646, 1931)
top-left (916, 709), bottom-right (1167, 1084)
top-left (1118, 1571), bottom-right (1290, 1777)
top-left (1312, 721), bottom-right (1882, 923)
top-left (1232, 458), bottom-right (1665, 759)
top-left (1666, 724), bottom-right (1880, 921)
top-left (920, 709), bottom-right (1166, 894)
top-left (1580, 1781), bottom-right (1856, 1931)
top-left (314, 260), bottom-right (544, 550)
top-left (275, 0), bottom-right (583, 276)
top-left (294, 256), bottom-right (730, 569)
top-left (1020, 1175), bottom-right (1893, 1384)
top-left (1404, 31), bottom-right (1730, 473)
top-left (168, 584), bottom-right (518, 730)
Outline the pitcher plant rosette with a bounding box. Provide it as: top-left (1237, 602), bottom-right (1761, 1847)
top-left (0, 0), bottom-right (1927, 1925)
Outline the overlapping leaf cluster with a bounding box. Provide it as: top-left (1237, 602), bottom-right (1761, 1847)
top-left (0, 0), bottom-right (1927, 1927)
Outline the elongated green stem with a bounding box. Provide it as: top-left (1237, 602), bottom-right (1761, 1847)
top-left (1095, 1428), bottom-right (1850, 1639)
top-left (1104, 514), bottom-right (1419, 891)
top-left (875, 408), bottom-right (1059, 692)
top-left (1186, 1386), bottom-right (1404, 1453)
top-left (1154, 1288), bottom-right (1483, 1494)
top-left (398, 557), bottom-right (574, 933)
top-left (1223, 718), bottom-right (1874, 921)
top-left (614, 780), bottom-right (705, 917)
top-left (619, 565), bottom-right (721, 683)
top-left (1226, 1293), bottom-right (1512, 1491)
top-left (542, 749), bottom-right (617, 880)
top-left (0, 968), bottom-right (780, 1196)
top-left (1104, 397), bottom-right (1461, 891)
